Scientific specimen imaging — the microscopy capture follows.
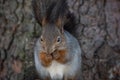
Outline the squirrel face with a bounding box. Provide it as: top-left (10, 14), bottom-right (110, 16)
top-left (40, 24), bottom-right (66, 54)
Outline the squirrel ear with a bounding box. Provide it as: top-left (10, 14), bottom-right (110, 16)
top-left (42, 18), bottom-right (47, 26)
top-left (56, 18), bottom-right (64, 33)
top-left (32, 0), bottom-right (46, 26)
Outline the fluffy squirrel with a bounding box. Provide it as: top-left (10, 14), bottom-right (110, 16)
top-left (32, 0), bottom-right (82, 80)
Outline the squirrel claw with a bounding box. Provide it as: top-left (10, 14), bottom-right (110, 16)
top-left (52, 50), bottom-right (67, 63)
top-left (46, 54), bottom-right (53, 61)
top-left (52, 51), bottom-right (60, 59)
top-left (39, 52), bottom-right (52, 67)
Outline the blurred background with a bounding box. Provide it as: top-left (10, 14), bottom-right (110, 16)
top-left (0, 0), bottom-right (120, 80)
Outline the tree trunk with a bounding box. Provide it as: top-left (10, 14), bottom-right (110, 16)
top-left (0, 0), bottom-right (120, 80)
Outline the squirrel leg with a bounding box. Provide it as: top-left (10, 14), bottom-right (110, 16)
top-left (39, 52), bottom-right (52, 67)
top-left (64, 76), bottom-right (76, 80)
top-left (45, 77), bottom-right (50, 80)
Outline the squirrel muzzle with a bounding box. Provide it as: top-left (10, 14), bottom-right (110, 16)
top-left (46, 47), bottom-right (55, 55)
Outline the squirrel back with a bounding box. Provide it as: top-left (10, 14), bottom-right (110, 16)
top-left (33, 0), bottom-right (82, 80)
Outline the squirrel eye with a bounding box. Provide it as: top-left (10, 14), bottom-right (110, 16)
top-left (57, 36), bottom-right (61, 43)
top-left (41, 38), bottom-right (43, 42)
top-left (40, 36), bottom-right (43, 42)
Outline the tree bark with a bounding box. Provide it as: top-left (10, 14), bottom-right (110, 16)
top-left (0, 0), bottom-right (120, 80)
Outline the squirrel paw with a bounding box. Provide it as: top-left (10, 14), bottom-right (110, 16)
top-left (39, 52), bottom-right (52, 67)
top-left (53, 50), bottom-right (67, 64)
top-left (52, 50), bottom-right (60, 59)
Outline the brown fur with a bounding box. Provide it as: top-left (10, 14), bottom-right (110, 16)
top-left (39, 52), bottom-right (52, 67)
top-left (39, 50), bottom-right (67, 67)
top-left (55, 18), bottom-right (64, 33)
top-left (42, 18), bottom-right (47, 26)
top-left (64, 76), bottom-right (76, 80)
top-left (45, 77), bottom-right (50, 80)
top-left (56, 18), bottom-right (62, 27)
top-left (53, 50), bottom-right (67, 64)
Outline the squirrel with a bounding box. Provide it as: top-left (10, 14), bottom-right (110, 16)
top-left (32, 0), bottom-right (82, 80)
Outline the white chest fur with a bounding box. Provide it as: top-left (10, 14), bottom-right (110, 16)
top-left (46, 61), bottom-right (66, 79)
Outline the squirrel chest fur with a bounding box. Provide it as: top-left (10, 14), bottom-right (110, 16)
top-left (46, 60), bottom-right (65, 79)
top-left (33, 0), bottom-right (82, 79)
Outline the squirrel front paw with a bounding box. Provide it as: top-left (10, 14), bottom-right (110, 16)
top-left (52, 50), bottom-right (60, 60)
top-left (39, 52), bottom-right (52, 67)
top-left (53, 50), bottom-right (67, 64)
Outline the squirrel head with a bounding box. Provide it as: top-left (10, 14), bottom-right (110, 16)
top-left (40, 18), bottom-right (66, 54)
top-left (32, 0), bottom-right (68, 54)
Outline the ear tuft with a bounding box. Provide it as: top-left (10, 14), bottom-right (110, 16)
top-left (56, 17), bottom-right (64, 33)
top-left (42, 18), bottom-right (47, 26)
top-left (56, 18), bottom-right (62, 27)
top-left (32, 0), bottom-right (46, 26)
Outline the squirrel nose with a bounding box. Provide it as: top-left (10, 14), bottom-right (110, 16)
top-left (47, 48), bottom-right (54, 55)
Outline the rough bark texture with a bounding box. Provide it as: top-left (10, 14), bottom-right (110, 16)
top-left (0, 0), bottom-right (120, 80)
